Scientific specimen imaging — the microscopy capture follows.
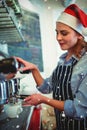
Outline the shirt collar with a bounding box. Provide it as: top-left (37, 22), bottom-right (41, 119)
top-left (59, 52), bottom-right (79, 62)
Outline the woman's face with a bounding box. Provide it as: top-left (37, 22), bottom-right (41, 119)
top-left (56, 22), bottom-right (80, 51)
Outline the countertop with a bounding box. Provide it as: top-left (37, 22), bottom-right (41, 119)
top-left (0, 105), bottom-right (34, 130)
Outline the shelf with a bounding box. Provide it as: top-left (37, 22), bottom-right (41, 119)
top-left (0, 0), bottom-right (24, 43)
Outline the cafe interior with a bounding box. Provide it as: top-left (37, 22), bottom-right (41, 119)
top-left (0, 0), bottom-right (87, 130)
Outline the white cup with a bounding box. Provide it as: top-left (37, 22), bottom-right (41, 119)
top-left (4, 100), bottom-right (23, 118)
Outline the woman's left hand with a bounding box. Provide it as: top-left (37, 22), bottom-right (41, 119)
top-left (23, 93), bottom-right (46, 106)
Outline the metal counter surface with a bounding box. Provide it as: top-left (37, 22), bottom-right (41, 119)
top-left (0, 106), bottom-right (34, 130)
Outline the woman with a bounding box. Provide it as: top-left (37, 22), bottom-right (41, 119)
top-left (16, 4), bottom-right (87, 130)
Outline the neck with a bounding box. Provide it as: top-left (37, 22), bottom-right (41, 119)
top-left (66, 47), bottom-right (84, 61)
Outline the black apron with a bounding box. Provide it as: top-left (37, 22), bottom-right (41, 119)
top-left (52, 58), bottom-right (87, 130)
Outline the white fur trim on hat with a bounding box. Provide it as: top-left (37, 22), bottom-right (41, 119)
top-left (57, 12), bottom-right (84, 36)
top-left (82, 27), bottom-right (87, 36)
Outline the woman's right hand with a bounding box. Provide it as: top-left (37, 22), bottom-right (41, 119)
top-left (15, 57), bottom-right (44, 86)
top-left (15, 57), bottom-right (38, 72)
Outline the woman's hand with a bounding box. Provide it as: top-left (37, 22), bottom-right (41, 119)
top-left (23, 93), bottom-right (47, 106)
top-left (15, 57), bottom-right (44, 86)
top-left (15, 57), bottom-right (37, 72)
top-left (23, 93), bottom-right (64, 111)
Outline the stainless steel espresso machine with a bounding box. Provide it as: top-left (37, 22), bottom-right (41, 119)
top-left (0, 57), bottom-right (34, 127)
top-left (0, 57), bottom-right (20, 105)
top-left (0, 78), bottom-right (20, 105)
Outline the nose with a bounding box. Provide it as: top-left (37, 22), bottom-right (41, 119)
top-left (56, 33), bottom-right (62, 41)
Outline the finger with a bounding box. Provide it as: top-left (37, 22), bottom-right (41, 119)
top-left (22, 101), bottom-right (32, 106)
top-left (24, 96), bottom-right (31, 102)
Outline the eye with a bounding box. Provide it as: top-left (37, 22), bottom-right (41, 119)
top-left (55, 29), bottom-right (69, 36)
top-left (61, 31), bottom-right (69, 36)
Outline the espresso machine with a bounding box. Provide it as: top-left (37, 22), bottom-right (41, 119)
top-left (0, 78), bottom-right (20, 105)
top-left (0, 57), bottom-right (20, 105)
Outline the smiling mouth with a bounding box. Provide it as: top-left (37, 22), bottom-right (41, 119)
top-left (59, 43), bottom-right (65, 46)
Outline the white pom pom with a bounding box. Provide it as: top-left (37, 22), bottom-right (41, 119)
top-left (82, 27), bottom-right (87, 36)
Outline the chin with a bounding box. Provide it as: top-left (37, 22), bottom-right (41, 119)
top-left (61, 47), bottom-right (67, 51)
top-left (60, 45), bottom-right (68, 50)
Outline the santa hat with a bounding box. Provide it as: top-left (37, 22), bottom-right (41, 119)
top-left (57, 4), bottom-right (87, 41)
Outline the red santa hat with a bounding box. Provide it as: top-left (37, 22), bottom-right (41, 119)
top-left (57, 4), bottom-right (87, 41)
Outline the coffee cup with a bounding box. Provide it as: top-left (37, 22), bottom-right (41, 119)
top-left (4, 100), bottom-right (23, 118)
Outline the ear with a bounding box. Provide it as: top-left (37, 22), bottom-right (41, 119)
top-left (78, 34), bottom-right (83, 40)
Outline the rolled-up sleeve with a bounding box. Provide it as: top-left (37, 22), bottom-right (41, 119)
top-left (64, 74), bottom-right (87, 119)
top-left (64, 100), bottom-right (76, 117)
top-left (37, 77), bottom-right (53, 94)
